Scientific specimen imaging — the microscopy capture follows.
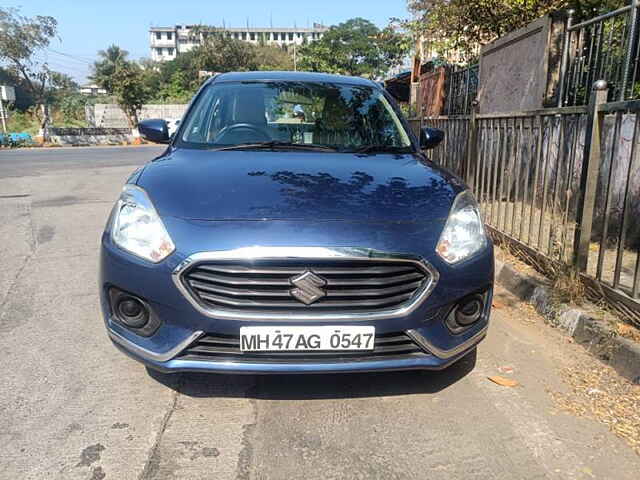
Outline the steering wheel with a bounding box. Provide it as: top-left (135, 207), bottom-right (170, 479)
top-left (213, 123), bottom-right (271, 144)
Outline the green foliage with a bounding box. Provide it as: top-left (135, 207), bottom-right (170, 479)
top-left (254, 44), bottom-right (294, 71)
top-left (405, 0), bottom-right (627, 62)
top-left (140, 31), bottom-right (295, 102)
top-left (5, 109), bottom-right (39, 135)
top-left (0, 7), bottom-right (58, 129)
top-left (91, 45), bottom-right (130, 93)
top-left (189, 28), bottom-right (259, 72)
top-left (298, 18), bottom-right (409, 78)
top-left (0, 66), bottom-right (34, 110)
top-left (54, 93), bottom-right (87, 124)
top-left (91, 45), bottom-right (152, 127)
top-left (110, 63), bottom-right (151, 127)
top-left (155, 70), bottom-right (194, 103)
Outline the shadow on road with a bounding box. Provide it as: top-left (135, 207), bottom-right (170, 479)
top-left (145, 348), bottom-right (477, 400)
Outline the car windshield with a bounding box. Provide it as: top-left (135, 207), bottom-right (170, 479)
top-left (177, 80), bottom-right (413, 151)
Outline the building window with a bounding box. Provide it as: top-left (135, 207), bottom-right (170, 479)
top-left (241, 32), bottom-right (246, 40)
top-left (168, 48), bottom-right (174, 55)
top-left (250, 32), bottom-right (255, 41)
top-left (288, 32), bottom-right (294, 41)
top-left (155, 32), bottom-right (161, 40)
top-left (167, 32), bottom-right (173, 40)
top-left (157, 47), bottom-right (164, 56)
top-left (273, 32), bottom-right (278, 41)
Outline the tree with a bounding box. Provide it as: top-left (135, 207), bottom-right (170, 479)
top-left (92, 44), bottom-right (130, 92)
top-left (254, 44), bottom-right (294, 71)
top-left (298, 18), bottom-right (410, 78)
top-left (406, 0), bottom-right (627, 63)
top-left (108, 63), bottom-right (150, 130)
top-left (188, 28), bottom-right (259, 72)
top-left (0, 7), bottom-right (57, 137)
top-left (92, 46), bottom-right (151, 130)
top-left (0, 66), bottom-right (34, 110)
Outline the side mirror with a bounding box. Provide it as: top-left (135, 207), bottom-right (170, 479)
top-left (420, 127), bottom-right (444, 150)
top-left (139, 119), bottom-right (170, 144)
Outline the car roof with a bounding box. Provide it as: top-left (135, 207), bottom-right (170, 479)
top-left (210, 71), bottom-right (380, 88)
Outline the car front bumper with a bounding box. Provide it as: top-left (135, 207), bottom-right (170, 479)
top-left (106, 317), bottom-right (488, 374)
top-left (100, 220), bottom-right (494, 375)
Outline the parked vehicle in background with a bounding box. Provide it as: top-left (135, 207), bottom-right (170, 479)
top-left (166, 118), bottom-right (181, 137)
top-left (100, 71), bottom-right (493, 375)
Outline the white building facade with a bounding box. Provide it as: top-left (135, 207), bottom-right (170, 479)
top-left (150, 24), bottom-right (329, 62)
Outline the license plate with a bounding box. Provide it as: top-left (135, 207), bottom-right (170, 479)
top-left (239, 326), bottom-right (375, 352)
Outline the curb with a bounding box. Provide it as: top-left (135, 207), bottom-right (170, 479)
top-left (495, 259), bottom-right (640, 384)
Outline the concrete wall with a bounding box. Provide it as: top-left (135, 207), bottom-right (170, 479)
top-left (49, 127), bottom-right (134, 145)
top-left (86, 104), bottom-right (187, 128)
top-left (477, 15), bottom-right (563, 114)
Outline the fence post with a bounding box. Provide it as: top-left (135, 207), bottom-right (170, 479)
top-left (621, 0), bottom-right (640, 100)
top-left (573, 80), bottom-right (608, 271)
top-left (464, 99), bottom-right (479, 187)
top-left (557, 9), bottom-right (575, 107)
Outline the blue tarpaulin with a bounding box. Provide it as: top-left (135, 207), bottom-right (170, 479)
top-left (0, 132), bottom-right (33, 146)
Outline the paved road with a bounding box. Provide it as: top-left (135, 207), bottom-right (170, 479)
top-left (1, 146), bottom-right (638, 480)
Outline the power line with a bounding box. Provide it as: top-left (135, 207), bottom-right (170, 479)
top-left (45, 48), bottom-right (94, 65)
top-left (31, 57), bottom-right (90, 75)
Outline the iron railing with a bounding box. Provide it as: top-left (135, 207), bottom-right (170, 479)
top-left (416, 81), bottom-right (640, 326)
top-left (559, 0), bottom-right (640, 106)
top-left (442, 65), bottom-right (479, 116)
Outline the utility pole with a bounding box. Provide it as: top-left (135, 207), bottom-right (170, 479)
top-left (0, 98), bottom-right (6, 133)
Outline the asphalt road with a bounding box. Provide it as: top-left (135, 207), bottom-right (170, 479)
top-left (1, 146), bottom-right (639, 480)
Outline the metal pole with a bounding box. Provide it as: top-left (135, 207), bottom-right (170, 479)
top-left (558, 9), bottom-right (575, 107)
top-left (465, 99), bottom-right (479, 187)
top-left (621, 0), bottom-right (640, 100)
top-left (573, 80), bottom-right (608, 270)
top-left (0, 99), bottom-right (6, 133)
top-left (463, 66), bottom-right (471, 114)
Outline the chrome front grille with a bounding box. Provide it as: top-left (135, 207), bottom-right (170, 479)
top-left (183, 259), bottom-right (427, 311)
top-left (173, 248), bottom-right (439, 321)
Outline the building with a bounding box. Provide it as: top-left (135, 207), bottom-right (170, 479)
top-left (79, 84), bottom-right (107, 96)
top-left (149, 24), bottom-right (329, 62)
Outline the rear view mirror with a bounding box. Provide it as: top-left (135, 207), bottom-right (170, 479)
top-left (139, 119), bottom-right (170, 144)
top-left (420, 127), bottom-right (444, 149)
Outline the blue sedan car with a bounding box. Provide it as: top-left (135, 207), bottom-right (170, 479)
top-left (100, 71), bottom-right (493, 374)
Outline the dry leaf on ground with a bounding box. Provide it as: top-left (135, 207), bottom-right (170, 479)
top-left (488, 375), bottom-right (519, 387)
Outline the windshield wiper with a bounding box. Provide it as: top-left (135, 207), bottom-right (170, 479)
top-left (213, 141), bottom-right (337, 152)
top-left (353, 145), bottom-right (413, 154)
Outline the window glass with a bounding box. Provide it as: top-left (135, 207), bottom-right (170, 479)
top-left (178, 81), bottom-right (412, 151)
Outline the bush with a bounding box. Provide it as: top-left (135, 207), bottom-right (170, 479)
top-left (5, 109), bottom-right (39, 136)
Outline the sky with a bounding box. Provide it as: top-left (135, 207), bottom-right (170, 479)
top-left (3, 0), bottom-right (410, 83)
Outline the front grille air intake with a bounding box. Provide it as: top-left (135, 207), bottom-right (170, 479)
top-left (176, 331), bottom-right (429, 363)
top-left (179, 258), bottom-right (431, 314)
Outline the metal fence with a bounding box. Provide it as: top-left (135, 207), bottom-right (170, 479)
top-left (560, 0), bottom-right (640, 106)
top-left (442, 64), bottom-right (479, 116)
top-left (417, 82), bottom-right (640, 326)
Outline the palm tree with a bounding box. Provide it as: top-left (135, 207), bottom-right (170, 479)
top-left (91, 45), bottom-right (130, 93)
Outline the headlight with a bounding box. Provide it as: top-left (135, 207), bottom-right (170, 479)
top-left (436, 190), bottom-right (487, 264)
top-left (111, 185), bottom-right (175, 263)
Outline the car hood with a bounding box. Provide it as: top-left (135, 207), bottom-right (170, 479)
top-left (136, 149), bottom-right (464, 223)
